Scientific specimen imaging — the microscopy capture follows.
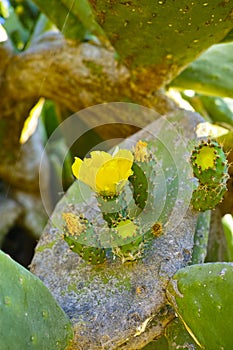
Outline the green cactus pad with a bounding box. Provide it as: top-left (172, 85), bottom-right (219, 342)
top-left (165, 317), bottom-right (201, 350)
top-left (129, 158), bottom-right (156, 212)
top-left (63, 234), bottom-right (107, 264)
top-left (129, 162), bottom-right (149, 210)
top-left (191, 211), bottom-right (211, 264)
top-left (191, 140), bottom-right (228, 186)
top-left (191, 183), bottom-right (227, 212)
top-left (89, 1), bottom-right (233, 83)
top-left (0, 250), bottom-right (73, 350)
top-left (166, 263), bottom-right (233, 350)
top-left (62, 212), bottom-right (107, 264)
top-left (111, 219), bottom-right (144, 262)
top-left (96, 188), bottom-right (130, 226)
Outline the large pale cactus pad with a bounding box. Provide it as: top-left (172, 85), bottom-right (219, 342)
top-left (31, 107), bottom-right (205, 349)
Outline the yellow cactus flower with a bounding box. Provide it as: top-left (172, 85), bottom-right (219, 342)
top-left (72, 149), bottom-right (134, 196)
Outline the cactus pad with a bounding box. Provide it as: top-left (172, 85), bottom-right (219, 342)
top-left (88, 1), bottom-right (233, 89)
top-left (191, 183), bottom-right (227, 212)
top-left (62, 140), bottom-right (163, 264)
top-left (166, 263), bottom-right (233, 350)
top-left (165, 317), bottom-right (200, 350)
top-left (63, 212), bottom-right (107, 264)
top-left (0, 250), bottom-right (73, 350)
top-left (110, 219), bottom-right (160, 263)
top-left (191, 140), bottom-right (228, 185)
top-left (129, 142), bottom-right (156, 211)
top-left (171, 42), bottom-right (233, 98)
top-left (190, 140), bottom-right (229, 211)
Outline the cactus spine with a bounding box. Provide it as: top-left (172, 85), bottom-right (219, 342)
top-left (190, 140), bottom-right (229, 211)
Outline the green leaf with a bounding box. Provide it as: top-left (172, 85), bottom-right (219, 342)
top-left (171, 42), bottom-right (233, 98)
top-left (181, 93), bottom-right (233, 129)
top-left (28, 13), bottom-right (57, 46)
top-left (0, 250), bottom-right (73, 349)
top-left (3, 7), bottom-right (30, 50)
top-left (167, 263), bottom-right (233, 350)
top-left (200, 95), bottom-right (233, 129)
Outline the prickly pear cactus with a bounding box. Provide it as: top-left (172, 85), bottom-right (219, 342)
top-left (62, 142), bottom-right (161, 264)
top-left (166, 263), bottom-right (233, 350)
top-left (31, 108), bottom-right (202, 349)
top-left (62, 124), bottom-right (196, 265)
top-left (0, 250), bottom-right (73, 350)
top-left (190, 140), bottom-right (229, 211)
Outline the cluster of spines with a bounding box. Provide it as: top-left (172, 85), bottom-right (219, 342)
top-left (63, 141), bottom-right (162, 264)
top-left (191, 139), bottom-right (229, 211)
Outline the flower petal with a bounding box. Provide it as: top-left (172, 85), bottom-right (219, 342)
top-left (96, 156), bottom-right (133, 196)
top-left (72, 149), bottom-right (134, 196)
top-left (89, 151), bottom-right (112, 168)
top-left (72, 157), bottom-right (83, 179)
top-left (114, 149), bottom-right (134, 162)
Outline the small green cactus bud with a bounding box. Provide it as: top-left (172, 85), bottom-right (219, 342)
top-left (111, 219), bottom-right (143, 263)
top-left (191, 140), bottom-right (228, 186)
top-left (190, 139), bottom-right (229, 212)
